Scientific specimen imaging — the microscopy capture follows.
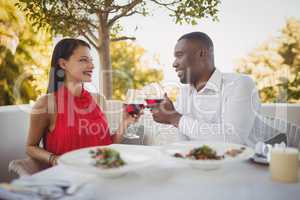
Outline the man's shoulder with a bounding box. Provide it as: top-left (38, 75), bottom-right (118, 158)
top-left (222, 72), bottom-right (255, 85)
top-left (221, 72), bottom-right (257, 95)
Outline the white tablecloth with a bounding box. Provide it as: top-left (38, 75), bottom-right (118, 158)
top-left (32, 145), bottom-right (300, 200)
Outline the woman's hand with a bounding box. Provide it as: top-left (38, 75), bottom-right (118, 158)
top-left (111, 105), bottom-right (144, 143)
top-left (49, 154), bottom-right (60, 166)
top-left (122, 104), bottom-right (144, 127)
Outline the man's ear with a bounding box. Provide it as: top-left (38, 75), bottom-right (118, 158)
top-left (197, 48), bottom-right (210, 58)
top-left (58, 58), bottom-right (67, 70)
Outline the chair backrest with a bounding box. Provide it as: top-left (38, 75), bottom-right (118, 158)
top-left (286, 122), bottom-right (300, 150)
top-left (251, 115), bottom-right (300, 150)
top-left (0, 105), bottom-right (30, 182)
top-left (261, 104), bottom-right (300, 127)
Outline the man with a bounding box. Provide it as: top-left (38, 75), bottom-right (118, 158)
top-left (149, 32), bottom-right (261, 146)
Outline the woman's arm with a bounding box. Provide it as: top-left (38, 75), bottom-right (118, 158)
top-left (111, 119), bottom-right (130, 143)
top-left (26, 95), bottom-right (58, 166)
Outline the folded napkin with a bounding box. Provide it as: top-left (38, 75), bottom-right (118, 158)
top-left (0, 176), bottom-right (75, 200)
top-left (255, 141), bottom-right (286, 162)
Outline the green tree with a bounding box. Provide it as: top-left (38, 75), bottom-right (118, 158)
top-left (17, 0), bottom-right (220, 99)
top-left (111, 41), bottom-right (163, 100)
top-left (0, 0), bottom-right (52, 105)
top-left (236, 18), bottom-right (300, 103)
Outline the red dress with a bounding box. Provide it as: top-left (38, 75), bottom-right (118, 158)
top-left (44, 85), bottom-right (112, 155)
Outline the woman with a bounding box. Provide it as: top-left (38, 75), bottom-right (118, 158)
top-left (26, 38), bottom-right (140, 167)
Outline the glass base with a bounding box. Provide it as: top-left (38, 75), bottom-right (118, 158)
top-left (123, 133), bottom-right (140, 139)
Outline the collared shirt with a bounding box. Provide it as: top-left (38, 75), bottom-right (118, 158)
top-left (174, 69), bottom-right (261, 147)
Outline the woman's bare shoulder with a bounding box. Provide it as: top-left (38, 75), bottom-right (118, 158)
top-left (31, 93), bottom-right (55, 114)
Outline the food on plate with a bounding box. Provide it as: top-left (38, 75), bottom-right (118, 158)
top-left (89, 148), bottom-right (126, 168)
top-left (173, 145), bottom-right (224, 160)
top-left (225, 147), bottom-right (246, 157)
top-left (174, 153), bottom-right (184, 158)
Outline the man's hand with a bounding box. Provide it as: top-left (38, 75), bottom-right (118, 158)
top-left (148, 94), bottom-right (182, 127)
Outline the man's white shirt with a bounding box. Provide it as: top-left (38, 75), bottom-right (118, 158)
top-left (174, 69), bottom-right (261, 147)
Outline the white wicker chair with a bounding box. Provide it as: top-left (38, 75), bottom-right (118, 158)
top-left (250, 115), bottom-right (300, 150)
top-left (8, 158), bottom-right (49, 178)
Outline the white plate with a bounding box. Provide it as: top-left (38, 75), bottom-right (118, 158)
top-left (162, 141), bottom-right (255, 170)
top-left (58, 144), bottom-right (161, 178)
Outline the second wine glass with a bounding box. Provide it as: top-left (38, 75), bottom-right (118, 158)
top-left (123, 89), bottom-right (145, 139)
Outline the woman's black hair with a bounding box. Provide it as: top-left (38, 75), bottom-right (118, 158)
top-left (47, 38), bottom-right (91, 93)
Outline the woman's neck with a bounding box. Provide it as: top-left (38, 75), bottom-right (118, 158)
top-left (64, 81), bottom-right (83, 97)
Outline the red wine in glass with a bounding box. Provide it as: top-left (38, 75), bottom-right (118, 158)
top-left (126, 104), bottom-right (145, 116)
top-left (145, 99), bottom-right (163, 107)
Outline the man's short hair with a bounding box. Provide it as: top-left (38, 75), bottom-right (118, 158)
top-left (178, 32), bottom-right (214, 50)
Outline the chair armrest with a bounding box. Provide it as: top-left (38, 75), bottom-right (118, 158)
top-left (264, 133), bottom-right (287, 145)
top-left (8, 158), bottom-right (49, 178)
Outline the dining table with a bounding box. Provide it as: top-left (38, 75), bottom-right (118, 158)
top-left (21, 144), bottom-right (300, 200)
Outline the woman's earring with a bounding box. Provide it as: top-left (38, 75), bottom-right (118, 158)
top-left (57, 69), bottom-right (65, 78)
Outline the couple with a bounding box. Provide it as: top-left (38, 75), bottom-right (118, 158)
top-left (27, 32), bottom-right (260, 167)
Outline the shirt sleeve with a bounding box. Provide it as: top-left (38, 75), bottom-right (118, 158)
top-left (178, 76), bottom-right (261, 146)
top-left (174, 86), bottom-right (184, 114)
top-left (174, 86), bottom-right (190, 141)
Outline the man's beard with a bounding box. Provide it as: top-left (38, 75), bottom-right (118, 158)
top-left (179, 69), bottom-right (194, 84)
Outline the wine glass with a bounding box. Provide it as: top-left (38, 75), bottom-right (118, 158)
top-left (143, 83), bottom-right (165, 109)
top-left (123, 89), bottom-right (145, 139)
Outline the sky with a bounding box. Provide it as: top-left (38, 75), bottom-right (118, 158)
top-left (88, 0), bottom-right (300, 91)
